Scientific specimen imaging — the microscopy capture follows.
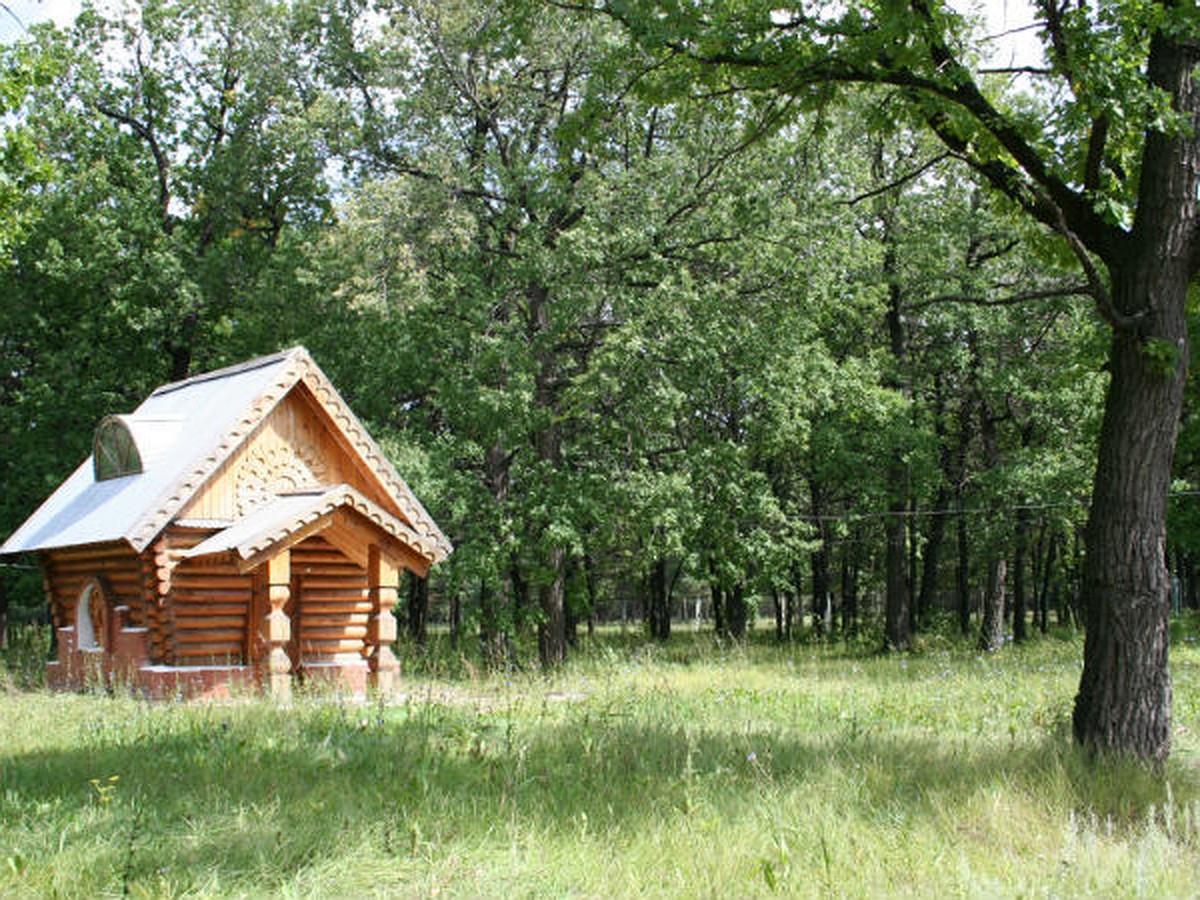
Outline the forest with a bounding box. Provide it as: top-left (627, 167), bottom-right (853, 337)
top-left (1, 0), bottom-right (1198, 764)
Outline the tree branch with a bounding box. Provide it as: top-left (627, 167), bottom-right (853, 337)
top-left (907, 283), bottom-right (1090, 312)
top-left (842, 152), bottom-right (952, 205)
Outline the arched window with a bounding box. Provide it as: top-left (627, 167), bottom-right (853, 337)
top-left (75, 579), bottom-right (108, 651)
top-left (93, 416), bottom-right (142, 481)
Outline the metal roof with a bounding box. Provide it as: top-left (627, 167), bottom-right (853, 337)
top-left (1, 348), bottom-right (451, 561)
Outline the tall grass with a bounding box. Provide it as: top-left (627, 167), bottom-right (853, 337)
top-left (2, 626), bottom-right (1200, 897)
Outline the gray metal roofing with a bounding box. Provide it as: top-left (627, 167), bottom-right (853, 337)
top-left (2, 349), bottom-right (314, 555)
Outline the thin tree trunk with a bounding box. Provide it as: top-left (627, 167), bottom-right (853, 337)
top-left (841, 551), bottom-right (859, 637)
top-left (956, 495), bottom-right (971, 637)
top-left (407, 573), bottom-right (429, 646)
top-left (1012, 506), bottom-right (1030, 643)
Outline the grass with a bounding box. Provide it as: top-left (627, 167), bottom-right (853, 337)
top-left (3, 625), bottom-right (1200, 897)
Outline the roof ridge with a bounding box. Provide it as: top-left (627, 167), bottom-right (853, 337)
top-left (149, 347), bottom-right (306, 398)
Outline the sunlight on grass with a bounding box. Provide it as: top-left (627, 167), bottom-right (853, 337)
top-left (2, 629), bottom-right (1200, 896)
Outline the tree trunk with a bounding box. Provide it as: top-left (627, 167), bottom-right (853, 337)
top-left (450, 592), bottom-right (461, 649)
top-left (1070, 24), bottom-right (1199, 762)
top-left (727, 582), bottom-right (748, 641)
top-left (956, 493), bottom-right (971, 637)
top-left (649, 556), bottom-right (671, 641)
top-left (538, 546), bottom-right (568, 666)
top-left (917, 488), bottom-right (951, 629)
top-left (810, 481), bottom-right (831, 637)
top-left (979, 558), bottom-right (1006, 652)
top-left (531, 284), bottom-right (568, 668)
top-left (884, 502), bottom-right (910, 650)
top-left (1012, 507), bottom-right (1029, 643)
top-left (841, 551), bottom-right (859, 637)
top-left (1073, 283), bottom-right (1185, 761)
top-left (407, 573), bottom-right (429, 645)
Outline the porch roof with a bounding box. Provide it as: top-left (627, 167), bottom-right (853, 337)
top-left (182, 484), bottom-right (433, 574)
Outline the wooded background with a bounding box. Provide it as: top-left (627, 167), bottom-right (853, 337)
top-left (1, 0), bottom-right (1197, 759)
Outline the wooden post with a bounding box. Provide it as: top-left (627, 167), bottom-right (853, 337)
top-left (367, 544), bottom-right (399, 694)
top-left (263, 552), bottom-right (292, 701)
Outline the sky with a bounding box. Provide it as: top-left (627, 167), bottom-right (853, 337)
top-left (0, 0), bottom-right (79, 44)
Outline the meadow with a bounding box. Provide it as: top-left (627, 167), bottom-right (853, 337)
top-left (3, 623), bottom-right (1200, 898)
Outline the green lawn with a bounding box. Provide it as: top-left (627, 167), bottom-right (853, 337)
top-left (3, 627), bottom-right (1200, 897)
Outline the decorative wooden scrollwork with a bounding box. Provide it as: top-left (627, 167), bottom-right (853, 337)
top-left (235, 444), bottom-right (327, 517)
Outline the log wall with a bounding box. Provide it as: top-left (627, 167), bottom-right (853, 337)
top-left (42, 543), bottom-right (146, 630)
top-left (157, 527), bottom-right (251, 665)
top-left (291, 537), bottom-right (370, 663)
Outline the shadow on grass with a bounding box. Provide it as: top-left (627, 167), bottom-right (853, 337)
top-left (3, 689), bottom-right (1197, 894)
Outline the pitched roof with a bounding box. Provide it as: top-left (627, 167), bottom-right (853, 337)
top-left (1, 347), bottom-right (451, 562)
top-left (182, 484), bottom-right (435, 572)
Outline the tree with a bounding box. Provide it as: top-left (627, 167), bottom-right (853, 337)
top-left (598, 0), bottom-right (1199, 762)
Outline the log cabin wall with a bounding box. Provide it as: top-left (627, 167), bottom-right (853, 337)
top-left (42, 543), bottom-right (145, 629)
top-left (291, 536), bottom-right (370, 663)
top-left (157, 526), bottom-right (252, 666)
top-left (178, 385), bottom-right (398, 524)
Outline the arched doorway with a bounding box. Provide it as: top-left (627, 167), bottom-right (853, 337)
top-left (74, 579), bottom-right (107, 651)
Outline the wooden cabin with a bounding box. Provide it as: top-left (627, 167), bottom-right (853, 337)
top-left (0, 347), bottom-right (451, 698)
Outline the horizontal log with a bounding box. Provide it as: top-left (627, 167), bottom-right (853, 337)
top-left (172, 629), bottom-right (244, 644)
top-left (172, 590), bottom-right (253, 603)
top-left (170, 602), bottom-right (248, 617)
top-left (295, 607), bottom-right (369, 619)
top-left (173, 616), bottom-right (247, 630)
top-left (291, 552), bottom-right (355, 565)
top-left (171, 573), bottom-right (248, 588)
top-left (300, 639), bottom-right (367, 654)
top-left (171, 645), bottom-right (246, 660)
top-left (49, 562), bottom-right (142, 579)
top-left (300, 626), bottom-right (368, 641)
top-left (46, 545), bottom-right (133, 563)
top-left (302, 583), bottom-right (368, 593)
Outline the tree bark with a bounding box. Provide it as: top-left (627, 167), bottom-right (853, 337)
top-left (979, 558), bottom-right (1006, 652)
top-left (727, 582), bottom-right (748, 641)
top-left (1012, 506), bottom-right (1029, 643)
top-left (648, 556), bottom-right (672, 641)
top-left (1072, 27), bottom-right (1198, 763)
top-left (840, 550), bottom-right (859, 637)
top-left (1073, 277), bottom-right (1185, 761)
top-left (407, 573), bottom-right (429, 645)
top-left (956, 492), bottom-right (971, 637)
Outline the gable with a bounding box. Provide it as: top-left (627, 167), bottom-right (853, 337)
top-left (178, 385), bottom-right (401, 524)
top-left (1, 348), bottom-right (451, 563)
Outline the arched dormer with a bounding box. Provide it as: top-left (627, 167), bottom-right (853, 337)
top-left (93, 415), bottom-right (143, 481)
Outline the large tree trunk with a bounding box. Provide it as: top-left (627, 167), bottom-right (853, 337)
top-left (1072, 28), bottom-right (1198, 762)
top-left (1073, 278), bottom-right (1185, 761)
